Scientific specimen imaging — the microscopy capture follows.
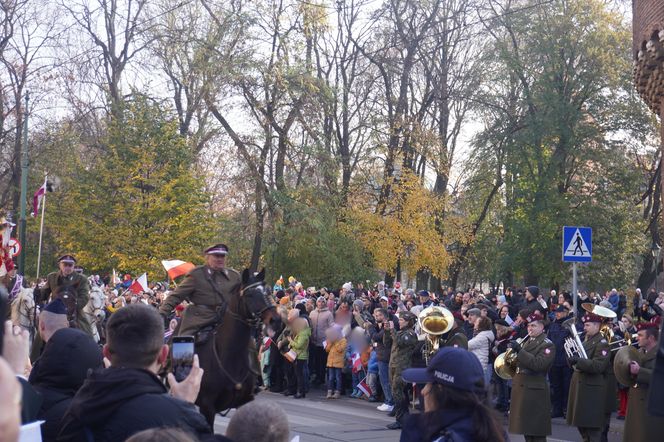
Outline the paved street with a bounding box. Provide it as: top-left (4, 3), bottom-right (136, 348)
top-left (214, 390), bottom-right (624, 441)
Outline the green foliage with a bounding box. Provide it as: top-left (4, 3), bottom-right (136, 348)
top-left (46, 98), bottom-right (217, 276)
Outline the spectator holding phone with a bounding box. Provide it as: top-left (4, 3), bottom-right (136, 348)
top-left (58, 304), bottom-right (209, 442)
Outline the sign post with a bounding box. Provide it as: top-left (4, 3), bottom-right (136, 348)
top-left (562, 226), bottom-right (592, 317)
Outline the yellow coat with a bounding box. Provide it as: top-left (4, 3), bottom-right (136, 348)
top-left (326, 338), bottom-right (347, 368)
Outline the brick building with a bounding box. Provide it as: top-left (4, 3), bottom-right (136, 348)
top-left (634, 0), bottom-right (664, 212)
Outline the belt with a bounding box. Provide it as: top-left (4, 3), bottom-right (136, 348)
top-left (191, 303), bottom-right (218, 309)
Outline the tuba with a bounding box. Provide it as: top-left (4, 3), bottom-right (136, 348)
top-left (494, 335), bottom-right (530, 380)
top-left (418, 306), bottom-right (454, 365)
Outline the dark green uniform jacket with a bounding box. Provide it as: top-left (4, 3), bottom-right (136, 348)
top-left (38, 272), bottom-right (93, 336)
top-left (158, 266), bottom-right (241, 337)
top-left (508, 332), bottom-right (555, 437)
top-left (623, 347), bottom-right (664, 442)
top-left (566, 332), bottom-right (610, 428)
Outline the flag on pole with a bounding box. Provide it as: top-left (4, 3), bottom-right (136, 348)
top-left (161, 260), bottom-right (195, 280)
top-left (357, 376), bottom-right (373, 398)
top-left (32, 177), bottom-right (48, 217)
top-left (129, 273), bottom-right (149, 294)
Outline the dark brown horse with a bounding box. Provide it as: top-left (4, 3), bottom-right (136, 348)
top-left (196, 268), bottom-right (281, 427)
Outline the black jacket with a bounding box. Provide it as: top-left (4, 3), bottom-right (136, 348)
top-left (29, 328), bottom-right (103, 442)
top-left (369, 324), bottom-right (391, 362)
top-left (57, 367), bottom-right (210, 442)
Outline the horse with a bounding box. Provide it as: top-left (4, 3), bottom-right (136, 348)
top-left (82, 286), bottom-right (106, 344)
top-left (196, 268), bottom-right (282, 428)
top-left (10, 287), bottom-right (36, 348)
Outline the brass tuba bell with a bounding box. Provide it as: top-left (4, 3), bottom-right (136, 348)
top-left (418, 306), bottom-right (454, 365)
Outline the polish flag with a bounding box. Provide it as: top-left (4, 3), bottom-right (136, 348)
top-left (351, 352), bottom-right (362, 373)
top-left (161, 260), bottom-right (195, 280)
top-left (129, 273), bottom-right (149, 294)
top-left (357, 377), bottom-right (373, 398)
top-left (32, 177), bottom-right (48, 217)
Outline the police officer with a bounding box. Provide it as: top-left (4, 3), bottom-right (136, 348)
top-left (384, 311), bottom-right (418, 430)
top-left (623, 322), bottom-right (664, 442)
top-left (35, 254), bottom-right (93, 337)
top-left (159, 244), bottom-right (241, 337)
top-left (566, 311), bottom-right (610, 442)
top-left (508, 310), bottom-right (555, 442)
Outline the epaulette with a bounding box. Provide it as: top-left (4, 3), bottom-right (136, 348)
top-left (600, 339), bottom-right (608, 344)
top-left (543, 338), bottom-right (553, 345)
top-left (227, 268), bottom-right (240, 276)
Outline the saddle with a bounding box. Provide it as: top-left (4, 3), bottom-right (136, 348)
top-left (194, 303), bottom-right (228, 346)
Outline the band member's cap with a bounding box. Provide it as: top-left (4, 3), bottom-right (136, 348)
top-left (581, 312), bottom-right (603, 323)
top-left (402, 347), bottom-right (485, 393)
top-left (636, 321), bottom-right (659, 331)
top-left (204, 244), bottom-right (229, 256)
top-left (43, 298), bottom-right (67, 315)
top-left (526, 310), bottom-right (545, 324)
top-left (58, 254), bottom-right (77, 264)
top-left (74, 266), bottom-right (84, 274)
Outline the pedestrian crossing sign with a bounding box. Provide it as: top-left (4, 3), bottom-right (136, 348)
top-left (562, 226), bottom-right (592, 262)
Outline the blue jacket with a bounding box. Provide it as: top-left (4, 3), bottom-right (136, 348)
top-left (547, 317), bottom-right (571, 367)
top-left (400, 408), bottom-right (475, 441)
top-left (368, 351), bottom-right (379, 374)
top-left (608, 293), bottom-right (619, 312)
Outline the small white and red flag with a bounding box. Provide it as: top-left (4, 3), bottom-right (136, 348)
top-left (161, 260), bottom-right (195, 280)
top-left (32, 177), bottom-right (48, 217)
top-left (129, 273), bottom-right (149, 294)
top-left (351, 352), bottom-right (362, 373)
top-left (357, 377), bottom-right (373, 398)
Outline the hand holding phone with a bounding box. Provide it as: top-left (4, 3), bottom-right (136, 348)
top-left (171, 336), bottom-right (195, 382)
top-left (167, 354), bottom-right (203, 403)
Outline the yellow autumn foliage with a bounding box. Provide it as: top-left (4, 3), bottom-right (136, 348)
top-left (346, 170), bottom-right (469, 278)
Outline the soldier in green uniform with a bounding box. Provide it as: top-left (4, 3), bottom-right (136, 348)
top-left (159, 244), bottom-right (241, 337)
top-left (384, 311), bottom-right (418, 430)
top-left (35, 254), bottom-right (93, 337)
top-left (508, 310), bottom-right (555, 442)
top-left (566, 311), bottom-right (610, 442)
top-left (623, 322), bottom-right (664, 442)
top-left (601, 318), bottom-right (617, 442)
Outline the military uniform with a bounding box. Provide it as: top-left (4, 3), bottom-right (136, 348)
top-left (36, 271), bottom-right (93, 337)
top-left (159, 265), bottom-right (241, 337)
top-left (384, 324), bottom-right (417, 424)
top-left (508, 332), bottom-right (555, 441)
top-left (566, 333), bottom-right (610, 441)
top-left (623, 347), bottom-right (664, 442)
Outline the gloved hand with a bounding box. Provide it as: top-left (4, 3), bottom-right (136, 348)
top-left (568, 355), bottom-right (579, 366)
top-left (510, 341), bottom-right (522, 353)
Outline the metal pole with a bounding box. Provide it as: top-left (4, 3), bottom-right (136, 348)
top-left (35, 178), bottom-right (46, 280)
top-left (572, 262), bottom-right (578, 319)
top-left (18, 92), bottom-right (29, 275)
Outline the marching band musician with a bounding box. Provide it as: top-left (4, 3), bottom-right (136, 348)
top-left (601, 318), bottom-right (618, 442)
top-left (508, 310), bottom-right (555, 442)
top-left (623, 321), bottom-right (664, 442)
top-left (565, 311), bottom-right (610, 442)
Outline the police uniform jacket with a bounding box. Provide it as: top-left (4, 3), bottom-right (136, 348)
top-left (623, 347), bottom-right (664, 442)
top-left (566, 332), bottom-right (610, 428)
top-left (158, 265), bottom-right (241, 337)
top-left (508, 332), bottom-right (555, 437)
top-left (37, 272), bottom-right (92, 336)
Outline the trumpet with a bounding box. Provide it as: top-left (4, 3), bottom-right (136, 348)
top-left (494, 335), bottom-right (530, 380)
top-left (609, 333), bottom-right (638, 351)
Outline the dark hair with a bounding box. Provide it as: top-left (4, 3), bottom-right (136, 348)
top-left (517, 309), bottom-right (530, 320)
top-left (375, 308), bottom-right (388, 318)
top-left (644, 326), bottom-right (660, 341)
top-left (106, 304), bottom-right (164, 368)
top-left (425, 384), bottom-right (505, 442)
top-left (475, 317), bottom-right (492, 332)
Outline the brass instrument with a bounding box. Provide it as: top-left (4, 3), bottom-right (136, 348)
top-left (418, 306), bottom-right (454, 365)
top-left (494, 335), bottom-right (530, 380)
top-left (609, 333), bottom-right (638, 352)
top-left (563, 317), bottom-right (588, 360)
top-left (613, 345), bottom-right (643, 387)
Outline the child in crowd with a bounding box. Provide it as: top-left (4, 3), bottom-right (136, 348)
top-left (325, 326), bottom-right (346, 399)
top-left (288, 317), bottom-right (311, 398)
top-left (366, 349), bottom-right (379, 402)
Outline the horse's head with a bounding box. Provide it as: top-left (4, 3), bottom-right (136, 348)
top-left (88, 287), bottom-right (106, 321)
top-left (241, 268), bottom-right (281, 332)
top-left (11, 287), bottom-right (35, 328)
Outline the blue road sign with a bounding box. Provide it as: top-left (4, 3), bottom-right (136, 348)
top-left (562, 226), bottom-right (592, 262)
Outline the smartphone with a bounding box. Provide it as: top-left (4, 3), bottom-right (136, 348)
top-left (171, 336), bottom-right (195, 382)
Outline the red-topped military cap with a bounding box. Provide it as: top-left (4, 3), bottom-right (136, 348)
top-left (204, 244), bottom-right (229, 256)
top-left (57, 254), bottom-right (76, 264)
top-left (582, 312), bottom-right (603, 323)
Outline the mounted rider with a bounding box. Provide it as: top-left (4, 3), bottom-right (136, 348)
top-left (159, 244), bottom-right (241, 338)
top-left (34, 254), bottom-right (93, 337)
